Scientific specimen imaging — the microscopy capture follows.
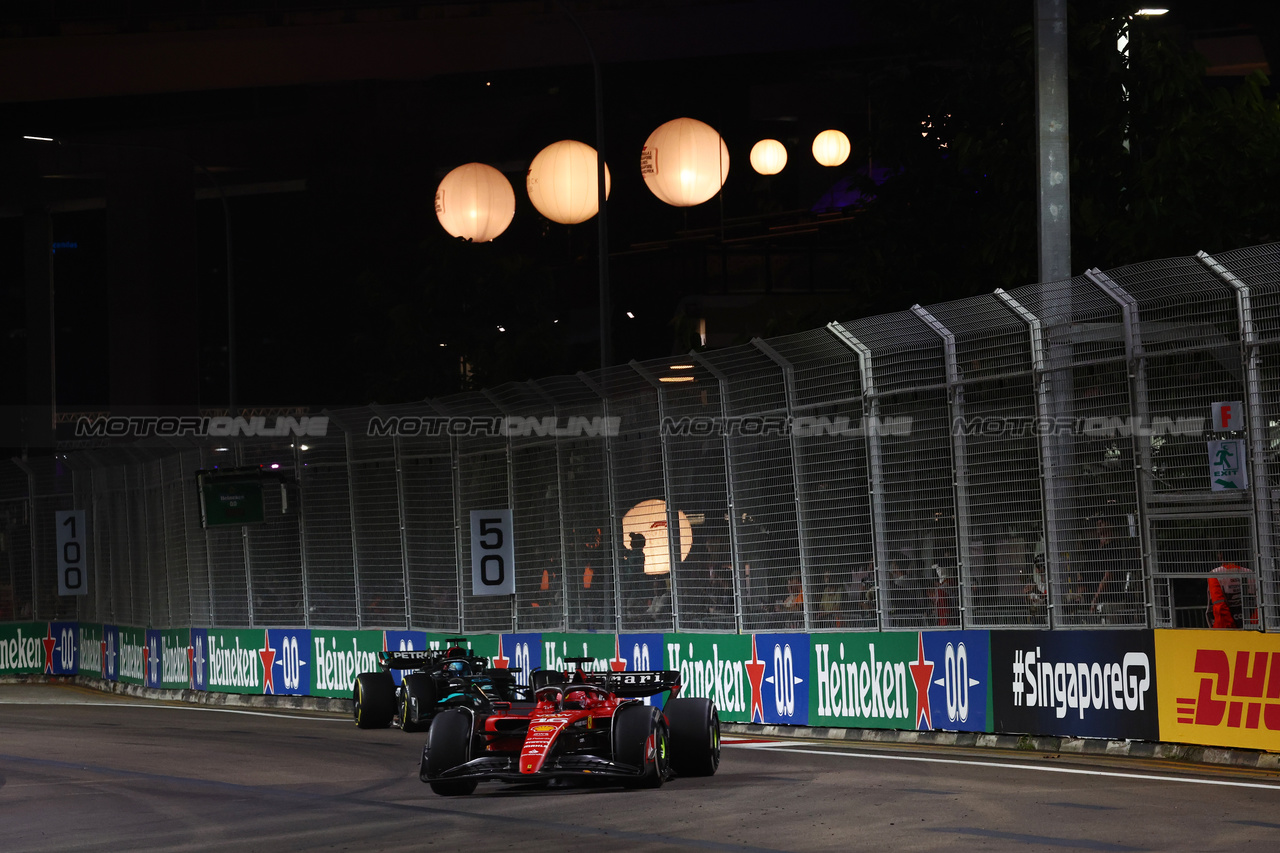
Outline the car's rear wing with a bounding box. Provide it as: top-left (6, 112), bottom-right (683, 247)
top-left (378, 650), bottom-right (445, 671)
top-left (582, 669), bottom-right (682, 699)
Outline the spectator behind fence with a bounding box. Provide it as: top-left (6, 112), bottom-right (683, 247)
top-left (1087, 512), bottom-right (1139, 623)
top-left (930, 556), bottom-right (959, 627)
top-left (1207, 540), bottom-right (1258, 629)
top-left (888, 549), bottom-right (926, 628)
top-left (778, 573), bottom-right (804, 612)
top-left (1023, 545), bottom-right (1047, 623)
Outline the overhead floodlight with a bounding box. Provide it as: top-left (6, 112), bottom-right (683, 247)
top-left (1135, 8), bottom-right (1169, 15)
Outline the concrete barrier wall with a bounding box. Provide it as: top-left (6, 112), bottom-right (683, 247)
top-left (4, 621), bottom-right (1276, 754)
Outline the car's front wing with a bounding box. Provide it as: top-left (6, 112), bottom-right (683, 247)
top-left (421, 752), bottom-right (645, 784)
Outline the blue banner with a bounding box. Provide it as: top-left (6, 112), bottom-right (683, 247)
top-left (920, 630), bottom-right (992, 732)
top-left (266, 628), bottom-right (312, 695)
top-left (751, 633), bottom-right (811, 726)
top-left (45, 621), bottom-right (79, 676)
top-left (489, 632), bottom-right (542, 686)
top-left (189, 628), bottom-right (208, 691)
top-left (144, 629), bottom-right (163, 687)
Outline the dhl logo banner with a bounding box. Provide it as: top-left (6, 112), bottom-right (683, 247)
top-left (1155, 629), bottom-right (1280, 752)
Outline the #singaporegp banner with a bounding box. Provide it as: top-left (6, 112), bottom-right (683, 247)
top-left (3, 621), bottom-right (1279, 753)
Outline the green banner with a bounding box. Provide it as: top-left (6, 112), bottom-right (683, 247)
top-left (158, 629), bottom-right (191, 689)
top-left (205, 629), bottom-right (268, 693)
top-left (310, 629), bottom-right (382, 697)
top-left (540, 633), bottom-right (624, 674)
top-left (78, 623), bottom-right (104, 678)
top-left (663, 633), bottom-right (753, 722)
top-left (0, 622), bottom-right (44, 675)
top-left (117, 626), bottom-right (146, 685)
top-left (808, 632), bottom-right (919, 728)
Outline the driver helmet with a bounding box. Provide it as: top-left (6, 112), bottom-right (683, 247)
top-left (563, 689), bottom-right (594, 710)
top-left (444, 658), bottom-right (469, 675)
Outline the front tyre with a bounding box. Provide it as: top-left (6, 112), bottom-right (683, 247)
top-left (423, 708), bottom-right (478, 796)
top-left (665, 697), bottom-right (720, 776)
top-left (352, 671), bottom-right (396, 729)
top-left (614, 704), bottom-right (668, 789)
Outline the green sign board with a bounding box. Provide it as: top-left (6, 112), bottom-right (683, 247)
top-left (199, 476), bottom-right (265, 527)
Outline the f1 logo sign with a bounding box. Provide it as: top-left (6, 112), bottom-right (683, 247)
top-left (1212, 401), bottom-right (1243, 432)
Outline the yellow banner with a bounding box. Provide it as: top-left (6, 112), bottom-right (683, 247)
top-left (1155, 629), bottom-right (1280, 752)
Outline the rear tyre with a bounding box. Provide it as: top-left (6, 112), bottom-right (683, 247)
top-left (614, 704), bottom-right (668, 789)
top-left (666, 697), bottom-right (720, 776)
top-left (352, 671), bottom-right (396, 729)
top-left (400, 673), bottom-right (437, 732)
top-left (424, 708), bottom-right (478, 796)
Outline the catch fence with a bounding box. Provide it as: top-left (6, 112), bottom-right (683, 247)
top-left (3, 245), bottom-right (1278, 634)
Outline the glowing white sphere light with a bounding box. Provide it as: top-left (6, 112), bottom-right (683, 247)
top-left (812, 129), bottom-right (851, 167)
top-left (749, 138), bottom-right (788, 175)
top-left (434, 162), bottom-right (516, 242)
top-left (640, 117), bottom-right (730, 207)
top-left (526, 140), bottom-right (612, 225)
top-left (621, 499), bottom-right (693, 575)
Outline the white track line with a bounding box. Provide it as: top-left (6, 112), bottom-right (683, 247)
top-left (724, 742), bottom-right (1280, 791)
top-left (44, 701), bottom-right (351, 721)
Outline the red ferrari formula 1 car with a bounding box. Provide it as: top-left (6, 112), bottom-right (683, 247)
top-left (419, 657), bottom-right (720, 795)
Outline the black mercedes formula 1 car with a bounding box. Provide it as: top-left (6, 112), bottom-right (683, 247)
top-left (352, 638), bottom-right (524, 732)
top-left (419, 657), bottom-right (720, 795)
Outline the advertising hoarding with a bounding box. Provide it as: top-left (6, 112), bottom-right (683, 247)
top-left (990, 630), bottom-right (1158, 741)
top-left (1155, 629), bottom-right (1280, 752)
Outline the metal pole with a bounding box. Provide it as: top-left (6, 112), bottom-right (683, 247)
top-left (1086, 268), bottom-right (1153, 628)
top-left (1035, 0), bottom-right (1071, 284)
top-left (827, 322), bottom-right (887, 631)
top-left (751, 338), bottom-right (811, 633)
top-left (1198, 251), bottom-right (1276, 630)
top-left (911, 304), bottom-right (972, 628)
top-left (556, 1), bottom-right (611, 370)
top-left (577, 372), bottom-right (621, 633)
top-left (995, 287), bottom-right (1061, 627)
top-left (691, 351), bottom-right (745, 633)
top-left (630, 361), bottom-right (680, 632)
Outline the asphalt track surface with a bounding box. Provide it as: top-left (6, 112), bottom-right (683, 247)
top-left (2, 683), bottom-right (1279, 852)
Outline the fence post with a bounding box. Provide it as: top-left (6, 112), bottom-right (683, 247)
top-left (749, 339), bottom-right (810, 633)
top-left (236, 444), bottom-right (256, 628)
top-left (827, 322), bottom-right (886, 631)
top-left (692, 350), bottom-right (747, 634)
top-left (576, 373), bottom-right (619, 634)
top-left (1197, 251), bottom-right (1276, 630)
top-left (340, 425), bottom-right (363, 628)
top-left (909, 305), bottom-right (972, 628)
top-left (995, 287), bottom-right (1063, 628)
top-left (1086, 268), bottom-right (1153, 628)
top-left (630, 361), bottom-right (682, 632)
top-left (370, 404), bottom-right (413, 630)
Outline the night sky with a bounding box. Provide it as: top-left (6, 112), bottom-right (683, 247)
top-left (3, 0), bottom-right (1279, 424)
